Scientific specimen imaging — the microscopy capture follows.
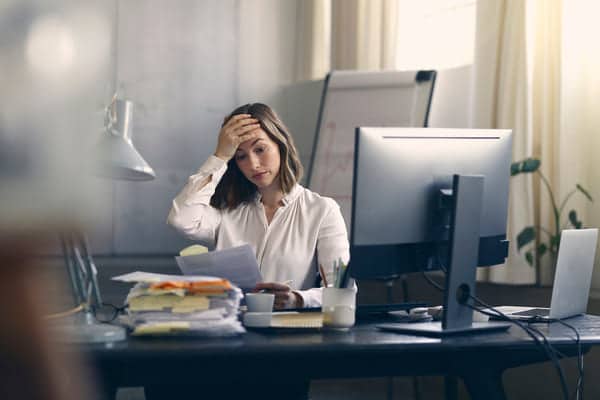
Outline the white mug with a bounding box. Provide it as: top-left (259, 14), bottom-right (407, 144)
top-left (245, 293), bottom-right (275, 312)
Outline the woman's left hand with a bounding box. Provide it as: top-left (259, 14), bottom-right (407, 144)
top-left (254, 282), bottom-right (303, 309)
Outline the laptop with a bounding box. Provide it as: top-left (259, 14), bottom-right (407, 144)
top-left (497, 228), bottom-right (598, 321)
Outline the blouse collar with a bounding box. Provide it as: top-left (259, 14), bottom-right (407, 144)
top-left (254, 184), bottom-right (303, 207)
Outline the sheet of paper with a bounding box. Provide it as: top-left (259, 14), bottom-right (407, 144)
top-left (175, 244), bottom-right (262, 290)
top-left (111, 271), bottom-right (222, 283)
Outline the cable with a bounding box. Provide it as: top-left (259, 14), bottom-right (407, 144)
top-left (526, 321), bottom-right (583, 400)
top-left (426, 221), bottom-right (583, 400)
top-left (44, 303), bottom-right (85, 320)
top-left (465, 292), bottom-right (584, 400)
top-left (420, 264), bottom-right (578, 400)
top-left (553, 319), bottom-right (584, 400)
top-left (465, 296), bottom-right (570, 400)
top-left (422, 271), bottom-right (444, 291)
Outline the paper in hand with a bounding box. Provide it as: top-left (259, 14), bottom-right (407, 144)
top-left (175, 244), bottom-right (262, 290)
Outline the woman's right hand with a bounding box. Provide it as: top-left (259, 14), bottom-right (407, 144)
top-left (214, 114), bottom-right (261, 161)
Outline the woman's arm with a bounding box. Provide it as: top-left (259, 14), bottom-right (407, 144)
top-left (296, 199), bottom-right (350, 308)
top-left (167, 156), bottom-right (227, 248)
top-left (168, 114), bottom-right (261, 247)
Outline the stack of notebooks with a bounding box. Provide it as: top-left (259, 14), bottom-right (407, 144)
top-left (114, 272), bottom-right (245, 336)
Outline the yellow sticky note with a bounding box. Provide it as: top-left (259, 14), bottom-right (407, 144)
top-left (129, 294), bottom-right (180, 311)
top-left (172, 296), bottom-right (210, 313)
top-left (132, 322), bottom-right (191, 335)
top-left (129, 294), bottom-right (210, 312)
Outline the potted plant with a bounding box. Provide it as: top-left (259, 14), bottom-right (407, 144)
top-left (511, 158), bottom-right (593, 284)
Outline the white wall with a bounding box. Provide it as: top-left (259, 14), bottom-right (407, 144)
top-left (89, 0), bottom-right (300, 255)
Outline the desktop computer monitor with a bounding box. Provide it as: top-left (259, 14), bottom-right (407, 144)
top-left (349, 127), bottom-right (513, 335)
top-left (349, 127), bottom-right (512, 281)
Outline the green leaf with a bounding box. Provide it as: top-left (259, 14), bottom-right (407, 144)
top-left (521, 158), bottom-right (541, 173)
top-left (537, 243), bottom-right (547, 257)
top-left (525, 251), bottom-right (534, 266)
top-left (568, 210), bottom-right (581, 228)
top-left (576, 184), bottom-right (593, 202)
top-left (511, 158), bottom-right (540, 176)
top-left (568, 210), bottom-right (577, 224)
top-left (510, 162), bottom-right (521, 176)
top-left (517, 227), bottom-right (536, 251)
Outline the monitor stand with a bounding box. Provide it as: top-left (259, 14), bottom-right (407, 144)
top-left (377, 175), bottom-right (511, 337)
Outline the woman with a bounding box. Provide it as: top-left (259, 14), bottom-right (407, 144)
top-left (167, 103), bottom-right (349, 309)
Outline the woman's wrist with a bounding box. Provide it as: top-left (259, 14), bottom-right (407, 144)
top-left (292, 291), bottom-right (304, 308)
top-left (213, 151), bottom-right (231, 162)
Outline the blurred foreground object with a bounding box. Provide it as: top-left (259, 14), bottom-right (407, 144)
top-left (0, 0), bottom-right (111, 231)
top-left (0, 235), bottom-right (96, 400)
top-left (0, 1), bottom-right (128, 397)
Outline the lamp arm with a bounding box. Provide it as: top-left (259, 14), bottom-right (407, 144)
top-left (76, 233), bottom-right (103, 307)
top-left (60, 234), bottom-right (85, 305)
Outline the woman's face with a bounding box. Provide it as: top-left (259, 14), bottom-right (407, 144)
top-left (234, 128), bottom-right (281, 191)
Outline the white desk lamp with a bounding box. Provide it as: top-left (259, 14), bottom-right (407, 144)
top-left (96, 97), bottom-right (155, 181)
top-left (56, 96), bottom-right (154, 343)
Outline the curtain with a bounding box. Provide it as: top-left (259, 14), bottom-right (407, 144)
top-left (294, 0), bottom-right (331, 81)
top-left (475, 0), bottom-right (600, 286)
top-left (331, 0), bottom-right (397, 70)
top-left (561, 0), bottom-right (600, 292)
top-left (471, 0), bottom-right (536, 283)
top-left (294, 0), bottom-right (397, 81)
top-left (528, 0), bottom-right (563, 285)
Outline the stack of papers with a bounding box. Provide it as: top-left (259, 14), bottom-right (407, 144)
top-left (113, 272), bottom-right (245, 336)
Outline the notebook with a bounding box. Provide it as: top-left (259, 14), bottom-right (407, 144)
top-left (243, 311), bottom-right (323, 329)
top-left (496, 228), bottom-right (598, 321)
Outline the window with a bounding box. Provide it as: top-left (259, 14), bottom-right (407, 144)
top-left (395, 0), bottom-right (476, 70)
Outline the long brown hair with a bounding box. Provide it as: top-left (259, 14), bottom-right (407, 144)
top-left (210, 103), bottom-right (303, 210)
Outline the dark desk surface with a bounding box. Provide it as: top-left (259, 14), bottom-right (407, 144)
top-left (81, 314), bottom-right (600, 394)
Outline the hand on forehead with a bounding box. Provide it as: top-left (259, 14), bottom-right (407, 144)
top-left (237, 128), bottom-right (268, 151)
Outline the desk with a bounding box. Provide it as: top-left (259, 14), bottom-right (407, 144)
top-left (82, 315), bottom-right (600, 400)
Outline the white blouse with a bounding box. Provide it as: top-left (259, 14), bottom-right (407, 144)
top-left (167, 155), bottom-right (350, 307)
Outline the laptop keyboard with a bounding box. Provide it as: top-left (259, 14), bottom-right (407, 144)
top-left (511, 308), bottom-right (550, 317)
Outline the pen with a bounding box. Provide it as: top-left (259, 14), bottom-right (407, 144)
top-left (335, 258), bottom-right (347, 288)
top-left (339, 261), bottom-right (350, 288)
top-left (334, 259), bottom-right (340, 288)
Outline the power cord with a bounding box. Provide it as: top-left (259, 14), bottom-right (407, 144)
top-left (552, 318), bottom-right (584, 400)
top-left (422, 271), bottom-right (444, 292)
top-left (421, 269), bottom-right (584, 400)
top-left (44, 303), bottom-right (85, 320)
top-left (465, 296), bottom-right (570, 400)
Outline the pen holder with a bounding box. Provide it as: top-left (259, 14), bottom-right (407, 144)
top-left (322, 287), bottom-right (357, 329)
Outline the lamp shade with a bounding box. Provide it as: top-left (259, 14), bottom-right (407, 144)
top-left (95, 99), bottom-right (155, 181)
